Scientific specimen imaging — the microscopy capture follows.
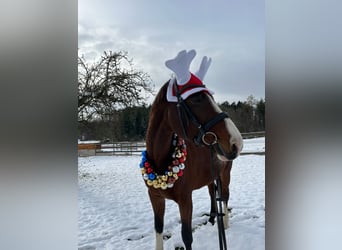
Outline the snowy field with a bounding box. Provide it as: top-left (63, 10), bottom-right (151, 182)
top-left (78, 137), bottom-right (265, 250)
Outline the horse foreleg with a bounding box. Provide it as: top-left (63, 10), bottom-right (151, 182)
top-left (223, 196), bottom-right (229, 229)
top-left (178, 194), bottom-right (193, 250)
top-left (208, 181), bottom-right (229, 228)
top-left (220, 161), bottom-right (232, 229)
top-left (208, 183), bottom-right (216, 225)
top-left (148, 189), bottom-right (166, 250)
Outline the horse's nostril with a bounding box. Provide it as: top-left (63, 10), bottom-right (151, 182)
top-left (231, 144), bottom-right (238, 154)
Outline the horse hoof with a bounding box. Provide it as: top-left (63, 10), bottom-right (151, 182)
top-left (208, 216), bottom-right (215, 225)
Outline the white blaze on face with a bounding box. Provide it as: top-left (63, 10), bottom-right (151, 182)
top-left (225, 118), bottom-right (243, 154)
top-left (209, 96), bottom-right (243, 155)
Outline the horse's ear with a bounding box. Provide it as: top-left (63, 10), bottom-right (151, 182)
top-left (165, 49), bottom-right (196, 85)
top-left (194, 56), bottom-right (212, 81)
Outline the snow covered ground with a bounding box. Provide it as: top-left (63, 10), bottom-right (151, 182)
top-left (78, 137), bottom-right (265, 250)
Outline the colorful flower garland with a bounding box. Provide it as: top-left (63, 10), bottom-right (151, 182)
top-left (139, 133), bottom-right (187, 189)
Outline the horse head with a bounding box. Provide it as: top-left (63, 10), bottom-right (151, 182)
top-left (165, 49), bottom-right (243, 161)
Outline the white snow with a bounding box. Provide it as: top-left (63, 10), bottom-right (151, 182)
top-left (240, 137), bottom-right (265, 153)
top-left (78, 140), bottom-right (101, 144)
top-left (78, 137), bottom-right (265, 250)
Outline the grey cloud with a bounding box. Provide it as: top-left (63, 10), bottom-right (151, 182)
top-left (78, 0), bottom-right (264, 103)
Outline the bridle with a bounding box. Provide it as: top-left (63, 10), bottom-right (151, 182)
top-left (174, 81), bottom-right (230, 249)
top-left (173, 82), bottom-right (229, 147)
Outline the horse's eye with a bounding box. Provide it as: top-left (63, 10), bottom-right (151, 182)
top-left (189, 93), bottom-right (205, 104)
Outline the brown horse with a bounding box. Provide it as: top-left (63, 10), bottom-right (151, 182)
top-left (143, 76), bottom-right (243, 249)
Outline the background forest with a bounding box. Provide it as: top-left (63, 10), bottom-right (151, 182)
top-left (78, 97), bottom-right (265, 142)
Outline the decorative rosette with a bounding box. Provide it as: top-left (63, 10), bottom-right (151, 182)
top-left (139, 133), bottom-right (187, 189)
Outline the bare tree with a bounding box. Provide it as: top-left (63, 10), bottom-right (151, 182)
top-left (78, 51), bottom-right (154, 121)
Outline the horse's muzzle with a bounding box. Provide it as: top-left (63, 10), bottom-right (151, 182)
top-left (215, 143), bottom-right (239, 161)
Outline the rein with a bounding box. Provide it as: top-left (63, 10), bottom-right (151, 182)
top-left (174, 81), bottom-right (228, 250)
top-left (209, 144), bottom-right (228, 250)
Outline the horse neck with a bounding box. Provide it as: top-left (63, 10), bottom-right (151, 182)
top-left (145, 83), bottom-right (174, 172)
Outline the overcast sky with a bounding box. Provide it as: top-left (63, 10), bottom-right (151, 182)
top-left (78, 0), bottom-right (264, 104)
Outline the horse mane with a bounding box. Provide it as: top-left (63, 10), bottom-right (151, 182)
top-left (148, 79), bottom-right (189, 142)
top-left (151, 81), bottom-right (169, 108)
top-left (148, 80), bottom-right (170, 128)
top-left (145, 80), bottom-right (172, 173)
top-left (146, 80), bottom-right (169, 143)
